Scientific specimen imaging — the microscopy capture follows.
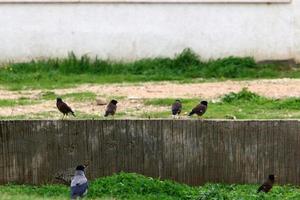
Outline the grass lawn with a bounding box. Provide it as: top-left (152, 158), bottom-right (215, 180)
top-left (0, 97), bottom-right (39, 107)
top-left (142, 88), bottom-right (300, 119)
top-left (1, 49), bottom-right (300, 90)
top-left (0, 173), bottom-right (300, 200)
top-left (0, 91), bottom-right (97, 107)
top-left (1, 49), bottom-right (300, 119)
top-left (1, 89), bottom-right (300, 120)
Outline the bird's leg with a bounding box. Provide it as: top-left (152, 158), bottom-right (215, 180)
top-left (62, 114), bottom-right (65, 120)
top-left (172, 115), bottom-right (176, 119)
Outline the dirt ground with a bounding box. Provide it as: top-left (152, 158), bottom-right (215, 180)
top-left (1, 78), bottom-right (300, 117)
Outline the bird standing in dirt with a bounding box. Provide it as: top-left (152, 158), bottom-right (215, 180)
top-left (56, 97), bottom-right (75, 119)
top-left (104, 99), bottom-right (118, 117)
top-left (171, 99), bottom-right (182, 118)
top-left (188, 100), bottom-right (208, 118)
top-left (70, 165), bottom-right (88, 199)
top-left (257, 174), bottom-right (275, 193)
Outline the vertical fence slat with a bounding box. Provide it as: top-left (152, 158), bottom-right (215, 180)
top-left (286, 121), bottom-right (298, 184)
top-left (0, 121), bottom-right (3, 183)
top-left (162, 120), bottom-right (172, 180)
top-left (195, 120), bottom-right (204, 185)
top-left (296, 121), bottom-right (300, 184)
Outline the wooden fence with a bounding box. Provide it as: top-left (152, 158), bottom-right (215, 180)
top-left (0, 120), bottom-right (300, 185)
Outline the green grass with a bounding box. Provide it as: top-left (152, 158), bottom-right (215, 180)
top-left (1, 173), bottom-right (300, 200)
top-left (0, 111), bottom-right (127, 120)
top-left (0, 91), bottom-right (97, 109)
top-left (143, 88), bottom-right (300, 119)
top-left (40, 91), bottom-right (97, 101)
top-left (0, 97), bottom-right (40, 107)
top-left (2, 89), bottom-right (300, 120)
top-left (1, 49), bottom-right (300, 90)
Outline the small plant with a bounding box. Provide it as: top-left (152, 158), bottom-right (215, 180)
top-left (221, 88), bottom-right (263, 103)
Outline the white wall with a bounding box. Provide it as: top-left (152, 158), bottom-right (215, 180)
top-left (0, 1), bottom-right (299, 62)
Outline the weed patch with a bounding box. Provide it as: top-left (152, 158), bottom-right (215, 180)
top-left (1, 49), bottom-right (299, 90)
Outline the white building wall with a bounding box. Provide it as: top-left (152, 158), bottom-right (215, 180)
top-left (0, 1), bottom-right (299, 62)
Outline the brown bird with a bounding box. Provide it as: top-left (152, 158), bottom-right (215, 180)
top-left (172, 99), bottom-right (182, 118)
top-left (104, 99), bottom-right (118, 117)
top-left (188, 101), bottom-right (208, 118)
top-left (56, 97), bottom-right (75, 119)
top-left (257, 174), bottom-right (275, 193)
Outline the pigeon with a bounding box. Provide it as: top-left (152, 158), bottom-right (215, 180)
top-left (70, 165), bottom-right (88, 199)
top-left (257, 174), bottom-right (275, 193)
top-left (56, 97), bottom-right (75, 119)
top-left (104, 99), bottom-right (118, 117)
top-left (188, 101), bottom-right (208, 118)
top-left (171, 99), bottom-right (182, 118)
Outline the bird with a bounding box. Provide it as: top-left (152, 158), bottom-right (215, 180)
top-left (104, 99), bottom-right (118, 117)
top-left (257, 174), bottom-right (275, 193)
top-left (171, 99), bottom-right (182, 118)
top-left (56, 97), bottom-right (75, 119)
top-left (70, 165), bottom-right (88, 199)
top-left (188, 100), bottom-right (208, 118)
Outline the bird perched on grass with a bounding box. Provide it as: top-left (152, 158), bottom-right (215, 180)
top-left (171, 99), bottom-right (182, 118)
top-left (188, 100), bottom-right (208, 118)
top-left (56, 97), bottom-right (75, 119)
top-left (70, 165), bottom-right (88, 199)
top-left (104, 99), bottom-right (118, 117)
top-left (257, 174), bottom-right (275, 193)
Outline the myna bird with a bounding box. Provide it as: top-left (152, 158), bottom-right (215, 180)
top-left (70, 165), bottom-right (88, 199)
top-left (56, 97), bottom-right (75, 119)
top-left (171, 99), bottom-right (182, 118)
top-left (257, 174), bottom-right (275, 193)
top-left (189, 100), bottom-right (208, 118)
top-left (104, 99), bottom-right (118, 117)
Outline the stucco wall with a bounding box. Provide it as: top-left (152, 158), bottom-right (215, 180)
top-left (0, 1), bottom-right (299, 62)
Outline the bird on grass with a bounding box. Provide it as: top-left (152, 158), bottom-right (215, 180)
top-left (188, 100), bottom-right (208, 118)
top-left (104, 99), bottom-right (118, 117)
top-left (257, 174), bottom-right (275, 193)
top-left (56, 97), bottom-right (75, 119)
top-left (70, 165), bottom-right (88, 200)
top-left (171, 99), bottom-right (182, 118)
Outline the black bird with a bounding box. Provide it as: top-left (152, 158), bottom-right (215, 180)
top-left (104, 99), bottom-right (118, 117)
top-left (188, 100), bottom-right (208, 118)
top-left (257, 174), bottom-right (275, 193)
top-left (70, 165), bottom-right (88, 199)
top-left (171, 99), bottom-right (182, 118)
top-left (56, 97), bottom-right (75, 119)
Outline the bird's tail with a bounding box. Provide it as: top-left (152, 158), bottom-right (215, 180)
top-left (188, 111), bottom-right (194, 116)
top-left (71, 111), bottom-right (75, 117)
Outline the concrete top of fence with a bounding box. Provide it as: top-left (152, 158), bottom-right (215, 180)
top-left (0, 0), bottom-right (291, 3)
top-left (1, 119), bottom-right (300, 122)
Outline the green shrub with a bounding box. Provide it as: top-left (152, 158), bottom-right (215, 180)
top-left (221, 88), bottom-right (264, 103)
top-left (89, 172), bottom-right (199, 200)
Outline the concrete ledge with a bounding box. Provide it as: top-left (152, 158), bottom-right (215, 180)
top-left (0, 0), bottom-right (292, 3)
